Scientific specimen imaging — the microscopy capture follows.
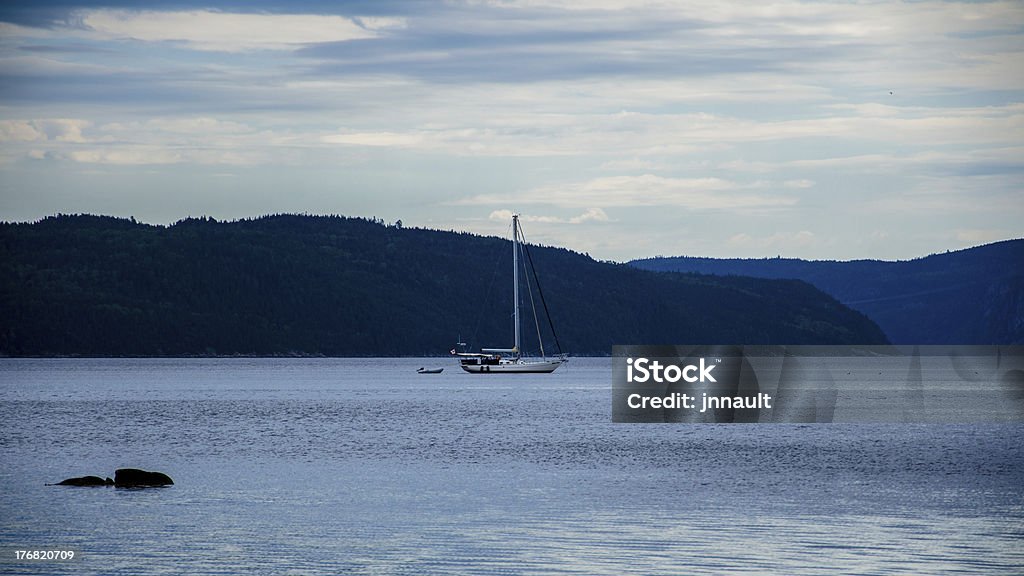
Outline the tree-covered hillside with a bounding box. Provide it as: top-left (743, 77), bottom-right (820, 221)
top-left (0, 214), bottom-right (888, 356)
top-left (632, 239), bottom-right (1024, 344)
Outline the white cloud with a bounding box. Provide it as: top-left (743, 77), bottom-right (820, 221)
top-left (76, 9), bottom-right (404, 52)
top-left (0, 120), bottom-right (44, 142)
top-left (464, 174), bottom-right (797, 210)
top-left (865, 174), bottom-right (1024, 216)
top-left (0, 119), bottom-right (90, 143)
top-left (68, 147), bottom-right (183, 165)
top-left (488, 207), bottom-right (611, 224)
top-left (0, 116), bottom-right (301, 166)
top-left (571, 207), bottom-right (611, 223)
top-left (728, 230), bottom-right (817, 250)
top-left (955, 228), bottom-right (1015, 245)
top-left (104, 117), bottom-right (253, 135)
top-left (788, 147), bottom-right (1024, 178)
top-left (598, 158), bottom-right (667, 171)
top-left (316, 102), bottom-right (1024, 161)
top-left (322, 131), bottom-right (426, 148)
top-left (783, 179), bottom-right (815, 189)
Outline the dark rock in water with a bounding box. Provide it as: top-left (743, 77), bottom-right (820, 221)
top-left (114, 468), bottom-right (173, 487)
top-left (49, 469), bottom-right (173, 488)
top-left (52, 475), bottom-right (113, 487)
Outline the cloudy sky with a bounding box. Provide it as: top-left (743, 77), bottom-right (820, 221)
top-left (1, 1), bottom-right (1021, 261)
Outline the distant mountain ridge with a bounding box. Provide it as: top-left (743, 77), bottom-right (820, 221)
top-left (0, 214), bottom-right (887, 356)
top-left (631, 239), bottom-right (1024, 344)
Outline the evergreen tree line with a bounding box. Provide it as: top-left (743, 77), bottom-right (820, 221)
top-left (0, 214), bottom-right (888, 356)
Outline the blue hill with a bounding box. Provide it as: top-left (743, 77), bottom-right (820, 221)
top-left (631, 239), bottom-right (1024, 344)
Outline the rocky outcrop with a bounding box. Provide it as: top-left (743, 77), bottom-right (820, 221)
top-left (114, 468), bottom-right (174, 487)
top-left (50, 469), bottom-right (173, 488)
top-left (50, 475), bottom-right (113, 486)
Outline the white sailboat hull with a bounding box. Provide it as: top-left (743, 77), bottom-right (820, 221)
top-left (460, 358), bottom-right (565, 374)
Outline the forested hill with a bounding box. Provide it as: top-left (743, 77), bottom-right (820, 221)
top-left (631, 239), bottom-right (1024, 344)
top-left (1, 214), bottom-right (887, 356)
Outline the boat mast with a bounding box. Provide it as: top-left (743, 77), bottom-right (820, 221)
top-left (512, 213), bottom-right (521, 357)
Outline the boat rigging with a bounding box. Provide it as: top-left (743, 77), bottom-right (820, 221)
top-left (452, 214), bottom-right (568, 374)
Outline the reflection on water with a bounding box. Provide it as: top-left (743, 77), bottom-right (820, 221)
top-left (1, 358), bottom-right (1022, 575)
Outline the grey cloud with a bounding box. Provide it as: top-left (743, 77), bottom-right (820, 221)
top-left (298, 7), bottom-right (871, 84)
top-left (0, 0), bottom-right (424, 27)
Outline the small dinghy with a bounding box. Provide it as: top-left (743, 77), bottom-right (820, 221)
top-left (417, 367), bottom-right (444, 374)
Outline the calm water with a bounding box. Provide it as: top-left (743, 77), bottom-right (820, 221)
top-left (1, 358), bottom-right (1022, 575)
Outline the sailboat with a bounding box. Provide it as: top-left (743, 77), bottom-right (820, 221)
top-left (452, 214), bottom-right (568, 374)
